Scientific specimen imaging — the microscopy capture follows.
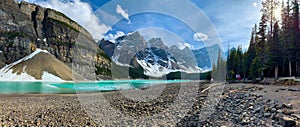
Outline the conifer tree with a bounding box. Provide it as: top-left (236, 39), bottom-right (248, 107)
top-left (268, 22), bottom-right (282, 78)
top-left (261, 0), bottom-right (280, 35)
top-left (282, 0), bottom-right (297, 76)
top-left (292, 0), bottom-right (300, 76)
top-left (256, 14), bottom-right (268, 77)
top-left (245, 25), bottom-right (258, 79)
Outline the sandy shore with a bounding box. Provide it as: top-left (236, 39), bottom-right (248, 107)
top-left (0, 82), bottom-right (299, 126)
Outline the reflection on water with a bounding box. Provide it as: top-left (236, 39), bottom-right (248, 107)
top-left (0, 80), bottom-right (191, 94)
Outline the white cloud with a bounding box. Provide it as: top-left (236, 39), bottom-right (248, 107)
top-left (193, 32), bottom-right (208, 42)
top-left (116, 4), bottom-right (130, 23)
top-left (95, 9), bottom-right (118, 25)
top-left (25, 0), bottom-right (111, 40)
top-left (176, 42), bottom-right (192, 50)
top-left (104, 31), bottom-right (125, 43)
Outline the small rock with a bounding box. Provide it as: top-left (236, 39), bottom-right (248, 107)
top-left (274, 113), bottom-right (283, 121)
top-left (291, 114), bottom-right (300, 119)
top-left (264, 113), bottom-right (271, 117)
top-left (257, 86), bottom-right (263, 90)
top-left (254, 107), bottom-right (261, 112)
top-left (282, 109), bottom-right (290, 115)
top-left (288, 88), bottom-right (300, 92)
top-left (276, 104), bottom-right (283, 109)
top-left (282, 103), bottom-right (293, 109)
top-left (248, 102), bottom-right (255, 106)
top-left (248, 106), bottom-right (254, 110)
top-left (273, 124), bottom-right (283, 127)
top-left (279, 117), bottom-right (296, 127)
top-left (271, 108), bottom-right (277, 113)
top-left (242, 117), bottom-right (250, 125)
top-left (278, 88), bottom-right (286, 91)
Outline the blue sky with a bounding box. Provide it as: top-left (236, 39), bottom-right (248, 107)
top-left (25, 0), bottom-right (263, 50)
top-left (86, 0), bottom-right (262, 49)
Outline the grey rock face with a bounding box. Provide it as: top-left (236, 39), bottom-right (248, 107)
top-left (0, 0), bottom-right (111, 76)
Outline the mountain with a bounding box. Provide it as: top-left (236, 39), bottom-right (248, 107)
top-left (99, 32), bottom-right (204, 78)
top-left (98, 39), bottom-right (115, 57)
top-left (192, 44), bottom-right (227, 71)
top-left (0, 49), bottom-right (79, 81)
top-left (0, 0), bottom-right (111, 79)
top-left (112, 32), bottom-right (148, 65)
top-left (192, 47), bottom-right (212, 70)
top-left (133, 46), bottom-right (180, 77)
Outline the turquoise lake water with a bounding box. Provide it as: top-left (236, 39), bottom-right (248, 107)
top-left (0, 80), bottom-right (191, 94)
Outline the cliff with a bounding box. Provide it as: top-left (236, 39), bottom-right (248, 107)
top-left (0, 0), bottom-right (111, 78)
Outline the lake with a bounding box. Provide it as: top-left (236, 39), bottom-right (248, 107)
top-left (0, 80), bottom-right (191, 94)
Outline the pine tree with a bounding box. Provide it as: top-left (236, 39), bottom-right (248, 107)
top-left (280, 0), bottom-right (288, 76)
top-left (227, 48), bottom-right (237, 81)
top-left (213, 49), bottom-right (226, 81)
top-left (292, 0), bottom-right (299, 31)
top-left (291, 0), bottom-right (300, 76)
top-left (245, 25), bottom-right (258, 79)
top-left (256, 14), bottom-right (268, 77)
top-left (261, 0), bottom-right (280, 35)
top-left (236, 45), bottom-right (243, 75)
top-left (282, 0), bottom-right (297, 76)
top-left (268, 22), bottom-right (282, 78)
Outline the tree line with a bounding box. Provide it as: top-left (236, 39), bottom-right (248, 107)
top-left (227, 0), bottom-right (300, 81)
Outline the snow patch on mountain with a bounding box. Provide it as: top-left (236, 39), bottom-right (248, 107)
top-left (41, 72), bottom-right (65, 82)
top-left (137, 59), bottom-right (174, 77)
top-left (0, 68), bottom-right (36, 81)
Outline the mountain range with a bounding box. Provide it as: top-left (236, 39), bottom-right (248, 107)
top-left (99, 31), bottom-right (218, 78)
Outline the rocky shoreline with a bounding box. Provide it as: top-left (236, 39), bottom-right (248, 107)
top-left (178, 85), bottom-right (299, 126)
top-left (0, 82), bottom-right (299, 126)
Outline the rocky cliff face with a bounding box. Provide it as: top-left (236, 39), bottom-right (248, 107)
top-left (112, 32), bottom-right (148, 65)
top-left (0, 0), bottom-right (111, 77)
top-left (98, 39), bottom-right (115, 57)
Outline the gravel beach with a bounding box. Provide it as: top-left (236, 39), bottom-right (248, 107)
top-left (0, 82), bottom-right (299, 126)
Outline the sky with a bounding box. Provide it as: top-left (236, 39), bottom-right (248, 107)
top-left (23, 0), bottom-right (263, 50)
